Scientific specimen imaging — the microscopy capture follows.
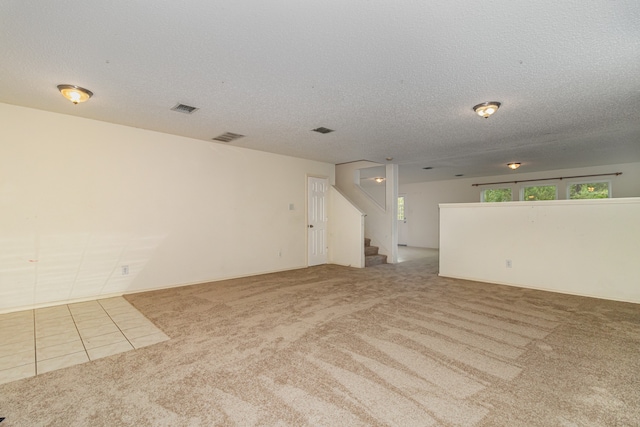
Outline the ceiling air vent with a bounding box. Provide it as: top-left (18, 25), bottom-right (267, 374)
top-left (212, 132), bottom-right (245, 143)
top-left (312, 127), bottom-right (334, 134)
top-left (171, 103), bottom-right (199, 114)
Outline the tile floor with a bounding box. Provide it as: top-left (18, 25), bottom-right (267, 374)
top-left (0, 297), bottom-right (169, 385)
top-left (397, 246), bottom-right (439, 263)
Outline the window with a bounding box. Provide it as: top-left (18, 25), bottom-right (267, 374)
top-left (482, 188), bottom-right (512, 202)
top-left (397, 196), bottom-right (405, 220)
top-left (522, 185), bottom-right (557, 201)
top-left (568, 181), bottom-right (610, 199)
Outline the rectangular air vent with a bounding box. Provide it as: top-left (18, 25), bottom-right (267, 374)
top-left (171, 103), bottom-right (199, 114)
top-left (212, 132), bottom-right (245, 143)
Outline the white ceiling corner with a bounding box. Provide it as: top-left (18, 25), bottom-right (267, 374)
top-left (1, 1), bottom-right (639, 183)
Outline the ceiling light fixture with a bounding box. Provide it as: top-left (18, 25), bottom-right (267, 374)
top-left (507, 162), bottom-right (521, 170)
top-left (312, 127), bottom-right (334, 134)
top-left (57, 84), bottom-right (93, 104)
top-left (374, 177), bottom-right (385, 183)
top-left (473, 101), bottom-right (501, 118)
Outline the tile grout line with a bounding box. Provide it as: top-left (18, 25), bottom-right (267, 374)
top-left (2, 299), bottom-right (162, 384)
top-left (68, 304), bottom-right (91, 362)
top-left (97, 299), bottom-right (136, 351)
top-left (101, 298), bottom-right (171, 349)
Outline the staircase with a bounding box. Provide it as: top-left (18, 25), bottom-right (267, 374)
top-left (364, 238), bottom-right (387, 267)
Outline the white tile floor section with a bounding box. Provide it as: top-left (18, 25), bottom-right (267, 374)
top-left (0, 297), bottom-right (169, 385)
top-left (397, 246), bottom-right (439, 263)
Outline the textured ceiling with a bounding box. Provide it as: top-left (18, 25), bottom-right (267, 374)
top-left (1, 1), bottom-right (639, 183)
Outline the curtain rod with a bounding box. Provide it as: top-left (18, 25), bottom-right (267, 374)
top-left (471, 172), bottom-right (622, 187)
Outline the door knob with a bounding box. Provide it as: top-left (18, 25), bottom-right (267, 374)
top-left (308, 224), bottom-right (314, 228)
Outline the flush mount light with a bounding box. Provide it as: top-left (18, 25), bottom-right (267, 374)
top-left (374, 177), bottom-right (386, 183)
top-left (386, 157), bottom-right (394, 161)
top-left (473, 101), bottom-right (501, 118)
top-left (507, 162), bottom-right (521, 170)
top-left (312, 127), bottom-right (334, 134)
top-left (57, 84), bottom-right (93, 104)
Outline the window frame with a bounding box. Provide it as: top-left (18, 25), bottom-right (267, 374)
top-left (397, 196), bottom-right (405, 220)
top-left (566, 180), bottom-right (612, 200)
top-left (480, 186), bottom-right (514, 202)
top-left (520, 183), bottom-right (558, 201)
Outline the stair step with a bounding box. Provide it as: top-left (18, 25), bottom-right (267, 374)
top-left (365, 254), bottom-right (387, 267)
top-left (365, 245), bottom-right (379, 256)
top-left (364, 237), bottom-right (371, 247)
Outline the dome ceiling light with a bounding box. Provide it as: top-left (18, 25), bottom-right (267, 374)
top-left (57, 85), bottom-right (93, 104)
top-left (473, 101), bottom-right (501, 118)
top-left (507, 162), bottom-right (521, 170)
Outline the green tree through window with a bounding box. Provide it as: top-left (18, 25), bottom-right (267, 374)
top-left (483, 188), bottom-right (512, 202)
top-left (569, 182), bottom-right (609, 199)
top-left (523, 185), bottom-right (556, 201)
top-left (397, 196), bottom-right (405, 220)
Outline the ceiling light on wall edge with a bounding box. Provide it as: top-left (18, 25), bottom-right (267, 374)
top-left (312, 127), bottom-right (334, 134)
top-left (507, 162), bottom-right (521, 170)
top-left (374, 177), bottom-right (386, 183)
top-left (57, 85), bottom-right (93, 104)
top-left (473, 101), bottom-right (501, 118)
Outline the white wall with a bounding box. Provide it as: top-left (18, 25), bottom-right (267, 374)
top-left (400, 162), bottom-right (640, 248)
top-left (439, 198), bottom-right (640, 304)
top-left (358, 180), bottom-right (386, 208)
top-left (328, 187), bottom-right (365, 268)
top-left (335, 161), bottom-right (397, 262)
top-left (358, 165), bottom-right (386, 208)
top-left (0, 103), bottom-right (334, 312)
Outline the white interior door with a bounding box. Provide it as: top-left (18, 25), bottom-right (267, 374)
top-left (308, 177), bottom-right (328, 266)
top-left (398, 195), bottom-right (408, 246)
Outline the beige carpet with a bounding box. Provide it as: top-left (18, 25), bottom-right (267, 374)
top-left (1, 258), bottom-right (639, 426)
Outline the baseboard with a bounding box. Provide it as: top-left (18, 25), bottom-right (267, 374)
top-left (123, 265), bottom-right (309, 297)
top-left (0, 292), bottom-right (125, 315)
top-left (0, 266), bottom-right (309, 315)
top-left (438, 273), bottom-right (640, 305)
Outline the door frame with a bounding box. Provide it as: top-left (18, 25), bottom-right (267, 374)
top-left (397, 193), bottom-right (408, 246)
top-left (306, 174), bottom-right (330, 266)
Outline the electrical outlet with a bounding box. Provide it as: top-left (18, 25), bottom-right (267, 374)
top-left (122, 265), bottom-right (129, 275)
top-left (278, 249), bottom-right (282, 257)
top-left (506, 259), bottom-right (512, 268)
